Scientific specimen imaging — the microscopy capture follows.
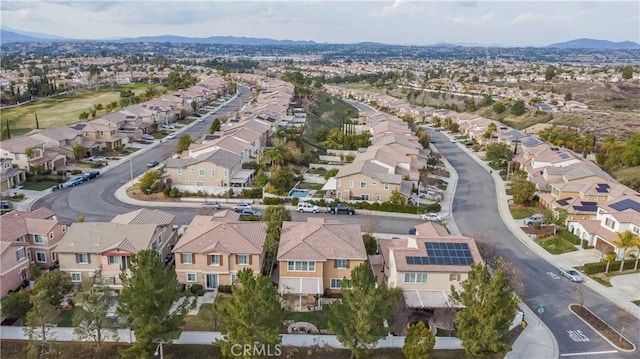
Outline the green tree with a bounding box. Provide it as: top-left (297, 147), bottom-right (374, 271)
top-left (545, 66), bottom-right (557, 81)
top-left (324, 168), bottom-right (339, 180)
top-left (485, 143), bottom-right (513, 169)
top-left (387, 190), bottom-right (406, 206)
top-left (261, 206), bottom-right (292, 275)
top-left (510, 100), bottom-right (526, 116)
top-left (564, 92), bottom-right (573, 101)
top-left (24, 146), bottom-right (36, 173)
top-left (613, 231), bottom-right (640, 272)
top-left (451, 264), bottom-right (519, 358)
top-left (138, 170), bottom-right (160, 193)
top-left (176, 134), bottom-right (193, 154)
top-left (190, 100), bottom-right (197, 112)
top-left (511, 174), bottom-right (536, 206)
top-left (72, 143), bottom-right (86, 160)
top-left (621, 65), bottom-right (633, 80)
top-left (492, 102), bottom-right (506, 114)
top-left (117, 250), bottom-right (192, 358)
top-left (73, 275), bottom-right (119, 352)
top-left (402, 321), bottom-right (435, 359)
top-left (253, 169), bottom-right (268, 187)
top-left (363, 233), bottom-right (378, 255)
top-left (24, 291), bottom-right (56, 359)
top-left (264, 141), bottom-right (287, 166)
top-left (1, 289), bottom-right (32, 319)
top-left (327, 263), bottom-right (400, 359)
top-left (543, 208), bottom-right (568, 235)
top-left (208, 118), bottom-right (221, 134)
top-left (33, 270), bottom-right (73, 307)
top-left (215, 268), bottom-right (283, 358)
top-left (621, 134), bottom-right (640, 167)
top-left (268, 166), bottom-right (294, 195)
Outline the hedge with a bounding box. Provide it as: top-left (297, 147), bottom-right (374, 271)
top-left (263, 197), bottom-right (285, 205)
top-left (190, 284), bottom-right (205, 296)
top-left (218, 285), bottom-right (233, 294)
top-left (557, 230), bottom-right (581, 245)
top-left (582, 259), bottom-right (637, 274)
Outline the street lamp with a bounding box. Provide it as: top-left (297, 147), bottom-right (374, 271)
top-left (154, 343), bottom-right (164, 359)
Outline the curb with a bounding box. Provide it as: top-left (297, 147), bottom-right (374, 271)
top-left (568, 304), bottom-right (636, 353)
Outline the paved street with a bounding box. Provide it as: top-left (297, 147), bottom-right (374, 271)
top-left (428, 129), bottom-right (638, 358)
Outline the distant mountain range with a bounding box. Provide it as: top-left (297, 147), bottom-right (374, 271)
top-left (1, 28), bottom-right (639, 49)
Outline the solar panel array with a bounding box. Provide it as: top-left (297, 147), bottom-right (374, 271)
top-left (595, 183), bottom-right (611, 193)
top-left (559, 153), bottom-right (571, 159)
top-left (406, 242), bottom-right (475, 266)
top-left (609, 199), bottom-right (640, 212)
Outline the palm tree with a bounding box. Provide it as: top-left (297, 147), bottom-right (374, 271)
top-left (613, 231), bottom-right (640, 272)
top-left (24, 147), bottom-right (36, 174)
top-left (264, 141), bottom-right (287, 167)
top-left (603, 252), bottom-right (616, 273)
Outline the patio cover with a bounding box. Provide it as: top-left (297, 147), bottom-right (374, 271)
top-left (403, 290), bottom-right (463, 308)
top-left (321, 177), bottom-right (337, 191)
top-left (230, 169), bottom-right (255, 184)
top-left (278, 277), bottom-right (323, 295)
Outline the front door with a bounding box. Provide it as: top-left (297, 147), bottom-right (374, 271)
top-left (205, 274), bottom-right (218, 289)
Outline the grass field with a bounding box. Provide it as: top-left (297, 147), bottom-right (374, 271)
top-left (509, 207), bottom-right (535, 219)
top-left (1, 84), bottom-right (149, 138)
top-left (302, 90), bottom-right (356, 150)
top-left (285, 308), bottom-right (330, 330)
top-left (20, 181), bottom-right (58, 191)
top-left (54, 308), bottom-right (78, 327)
top-left (536, 236), bottom-right (578, 255)
top-left (340, 83), bottom-right (385, 93)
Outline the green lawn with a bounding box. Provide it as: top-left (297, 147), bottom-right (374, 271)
top-left (54, 308), bottom-right (78, 327)
top-left (536, 236), bottom-right (578, 255)
top-left (298, 182), bottom-right (324, 190)
top-left (182, 297), bottom-right (230, 331)
top-left (285, 308), bottom-right (329, 330)
top-left (510, 207), bottom-right (535, 219)
top-left (21, 181), bottom-right (59, 191)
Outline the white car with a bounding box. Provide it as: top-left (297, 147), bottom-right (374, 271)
top-left (559, 269), bottom-right (585, 283)
top-left (421, 213), bottom-right (442, 222)
top-left (232, 202), bottom-right (253, 212)
top-left (166, 133), bottom-right (177, 140)
top-left (161, 124), bottom-right (176, 130)
top-left (297, 203), bottom-right (320, 213)
top-left (450, 137), bottom-right (457, 143)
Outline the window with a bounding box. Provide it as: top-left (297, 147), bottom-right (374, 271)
top-left (16, 248), bottom-right (26, 260)
top-left (199, 169), bottom-right (206, 176)
top-left (211, 169), bottom-right (216, 177)
top-left (336, 179), bottom-right (341, 187)
top-left (604, 217), bottom-right (615, 230)
top-left (76, 253), bottom-right (90, 264)
top-left (183, 253), bottom-right (193, 264)
top-left (224, 170), bottom-right (229, 177)
top-left (186, 273), bottom-right (197, 282)
top-left (287, 261), bottom-right (316, 272)
top-left (335, 259), bottom-right (349, 269)
top-left (48, 232), bottom-right (54, 239)
top-left (108, 256), bottom-right (121, 265)
top-left (177, 168), bottom-right (183, 175)
top-left (16, 235), bottom-right (25, 243)
top-left (376, 195), bottom-right (381, 201)
top-left (349, 180), bottom-right (354, 188)
top-left (633, 226), bottom-right (640, 234)
top-left (361, 194), bottom-right (369, 201)
top-left (237, 254), bottom-right (249, 265)
top-left (71, 273), bottom-right (81, 282)
top-left (34, 234), bottom-right (45, 244)
top-left (209, 254), bottom-right (220, 266)
top-left (196, 181), bottom-right (205, 187)
top-left (449, 273), bottom-right (460, 281)
top-left (360, 181), bottom-right (367, 189)
top-left (337, 192), bottom-right (342, 199)
top-left (330, 278), bottom-right (352, 289)
top-left (62, 225), bottom-right (66, 233)
top-left (404, 272), bottom-right (428, 283)
top-left (51, 252), bottom-right (57, 262)
top-left (36, 252), bottom-right (47, 263)
top-left (384, 183), bottom-right (390, 190)
top-left (231, 273), bottom-right (238, 284)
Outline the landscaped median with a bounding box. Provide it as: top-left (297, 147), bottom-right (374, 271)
top-left (578, 259), bottom-right (640, 287)
top-left (569, 304), bottom-right (636, 352)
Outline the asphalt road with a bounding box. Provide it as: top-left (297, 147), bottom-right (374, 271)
top-left (428, 129), bottom-right (639, 357)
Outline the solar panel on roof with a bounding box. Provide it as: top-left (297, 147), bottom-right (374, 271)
top-left (609, 199), bottom-right (640, 212)
top-left (573, 205), bottom-right (598, 212)
top-left (595, 187), bottom-right (609, 193)
top-left (559, 153), bottom-right (570, 159)
top-left (581, 202), bottom-right (598, 206)
top-left (405, 242), bottom-right (475, 266)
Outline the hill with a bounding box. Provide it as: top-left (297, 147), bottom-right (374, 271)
top-left (112, 35), bottom-right (316, 45)
top-left (546, 38), bottom-right (640, 49)
top-left (0, 29), bottom-right (45, 43)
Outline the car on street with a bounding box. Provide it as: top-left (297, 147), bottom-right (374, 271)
top-left (141, 134), bottom-right (155, 141)
top-left (146, 160), bottom-right (160, 168)
top-left (326, 203), bottom-right (355, 215)
top-left (450, 137), bottom-right (457, 143)
top-left (166, 133), bottom-right (177, 140)
top-left (232, 202), bottom-right (253, 212)
top-left (297, 202), bottom-right (320, 213)
top-left (559, 269), bottom-right (585, 282)
top-left (82, 171), bottom-right (100, 180)
top-left (523, 213), bottom-right (544, 226)
top-left (88, 156), bottom-right (107, 162)
top-left (421, 213), bottom-right (442, 222)
top-left (200, 201), bottom-right (222, 210)
top-left (197, 118), bottom-right (204, 122)
top-left (65, 176), bottom-right (85, 187)
top-left (239, 209), bottom-right (261, 217)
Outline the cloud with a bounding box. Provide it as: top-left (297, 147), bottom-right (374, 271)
top-left (449, 13), bottom-right (494, 26)
top-left (368, 0), bottom-right (425, 18)
top-left (509, 12), bottom-right (543, 25)
top-left (1, 1), bottom-right (37, 11)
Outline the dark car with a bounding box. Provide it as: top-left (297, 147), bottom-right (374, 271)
top-left (0, 200), bottom-right (14, 213)
top-left (82, 171), bottom-right (100, 180)
top-left (327, 203), bottom-right (356, 215)
top-left (65, 176), bottom-right (85, 187)
top-left (239, 209), bottom-right (262, 218)
top-left (146, 160), bottom-right (160, 168)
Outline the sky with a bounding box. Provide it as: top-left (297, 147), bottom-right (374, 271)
top-left (1, 0), bottom-right (639, 46)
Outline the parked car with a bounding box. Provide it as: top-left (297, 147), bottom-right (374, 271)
top-left (88, 156), bottom-right (107, 162)
top-left (523, 214), bottom-right (544, 226)
top-left (297, 202), bottom-right (320, 213)
top-left (161, 124), bottom-right (176, 130)
top-left (166, 133), bottom-right (177, 140)
top-left (233, 202), bottom-right (253, 212)
top-left (65, 176), bottom-right (85, 187)
top-left (450, 137), bottom-right (457, 143)
top-left (82, 171), bottom-right (100, 180)
top-left (0, 200), bottom-right (14, 214)
top-left (146, 160), bottom-right (160, 168)
top-left (465, 141), bottom-right (475, 147)
top-left (200, 201), bottom-right (222, 210)
top-left (197, 118), bottom-right (204, 122)
top-left (141, 134), bottom-right (155, 141)
top-left (559, 269), bottom-right (585, 283)
top-left (421, 213), bottom-right (442, 222)
top-left (239, 209), bottom-right (261, 217)
top-left (327, 203), bottom-right (355, 215)
top-left (408, 227), bottom-right (417, 235)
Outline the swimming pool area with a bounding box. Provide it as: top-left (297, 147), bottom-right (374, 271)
top-left (289, 189), bottom-right (310, 198)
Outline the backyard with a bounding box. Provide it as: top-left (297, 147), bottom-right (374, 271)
top-left (1, 83), bottom-right (149, 138)
top-left (285, 308), bottom-right (330, 332)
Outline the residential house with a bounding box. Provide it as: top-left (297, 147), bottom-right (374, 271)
top-left (79, 122), bottom-right (127, 149)
top-left (0, 136), bottom-right (66, 172)
top-left (378, 222), bottom-right (483, 308)
top-left (540, 182), bottom-right (635, 221)
top-left (0, 207), bottom-right (66, 297)
top-left (125, 103), bottom-right (172, 131)
top-left (110, 208), bottom-right (177, 260)
top-left (92, 110), bottom-right (146, 139)
top-left (335, 160), bottom-right (403, 202)
top-left (0, 158), bottom-right (26, 191)
top-left (28, 126), bottom-right (100, 160)
top-left (277, 218), bottom-right (367, 309)
top-left (172, 212), bottom-right (266, 289)
top-left (57, 209), bottom-right (176, 287)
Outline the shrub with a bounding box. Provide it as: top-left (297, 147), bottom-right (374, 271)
top-left (71, 170), bottom-right (83, 175)
top-left (583, 259), bottom-right (636, 274)
top-left (190, 284), bottom-right (205, 296)
top-left (263, 197), bottom-right (285, 205)
top-left (581, 239), bottom-right (592, 249)
top-left (558, 230), bottom-right (581, 245)
top-left (218, 285), bottom-right (233, 294)
top-left (291, 197), bottom-right (300, 206)
top-left (170, 188), bottom-right (181, 198)
top-left (56, 170), bottom-right (65, 176)
top-left (163, 187), bottom-right (172, 197)
top-left (90, 162), bottom-right (104, 168)
top-left (239, 188), bottom-right (263, 198)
